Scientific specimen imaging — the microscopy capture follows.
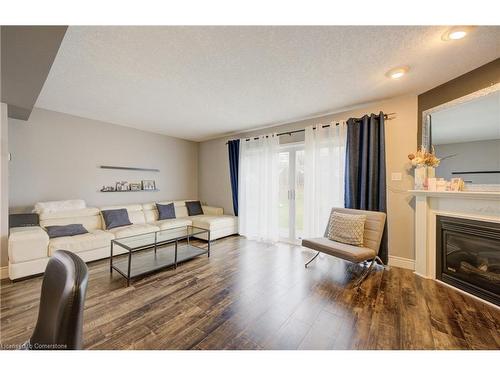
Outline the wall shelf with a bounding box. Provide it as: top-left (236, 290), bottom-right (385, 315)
top-left (100, 189), bottom-right (160, 193)
top-left (100, 165), bottom-right (160, 172)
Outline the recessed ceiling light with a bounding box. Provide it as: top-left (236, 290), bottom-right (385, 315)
top-left (386, 66), bottom-right (409, 80)
top-left (449, 30), bottom-right (467, 40)
top-left (442, 26), bottom-right (475, 41)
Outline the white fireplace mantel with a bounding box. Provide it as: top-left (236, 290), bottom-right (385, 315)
top-left (410, 190), bottom-right (500, 200)
top-left (410, 190), bottom-right (500, 279)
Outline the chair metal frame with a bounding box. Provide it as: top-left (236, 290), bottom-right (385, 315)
top-left (305, 251), bottom-right (385, 287)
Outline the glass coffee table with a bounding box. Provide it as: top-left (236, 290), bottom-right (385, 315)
top-left (110, 225), bottom-right (210, 285)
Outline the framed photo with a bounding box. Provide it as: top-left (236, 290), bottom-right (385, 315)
top-left (142, 180), bottom-right (156, 191)
top-left (450, 178), bottom-right (464, 192)
top-left (130, 183), bottom-right (142, 191)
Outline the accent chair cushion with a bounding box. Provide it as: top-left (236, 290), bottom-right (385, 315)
top-left (302, 237), bottom-right (376, 263)
top-left (45, 224), bottom-right (89, 239)
top-left (101, 209), bottom-right (132, 230)
top-left (327, 211), bottom-right (366, 246)
top-left (156, 202), bottom-right (176, 220)
top-left (186, 201), bottom-right (204, 216)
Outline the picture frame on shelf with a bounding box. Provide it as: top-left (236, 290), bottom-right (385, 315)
top-left (142, 180), bottom-right (156, 191)
top-left (116, 181), bottom-right (130, 191)
top-left (130, 183), bottom-right (142, 191)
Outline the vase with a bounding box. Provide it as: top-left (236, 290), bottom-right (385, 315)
top-left (414, 166), bottom-right (427, 190)
top-left (425, 167), bottom-right (435, 189)
top-left (427, 166), bottom-right (435, 179)
top-left (414, 166), bottom-right (435, 190)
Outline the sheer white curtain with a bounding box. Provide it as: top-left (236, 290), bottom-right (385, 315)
top-left (303, 122), bottom-right (347, 238)
top-left (238, 134), bottom-right (280, 242)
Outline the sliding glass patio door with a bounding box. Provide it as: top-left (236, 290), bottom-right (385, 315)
top-left (278, 143), bottom-right (305, 243)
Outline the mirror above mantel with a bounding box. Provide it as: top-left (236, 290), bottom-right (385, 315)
top-left (422, 83), bottom-right (500, 191)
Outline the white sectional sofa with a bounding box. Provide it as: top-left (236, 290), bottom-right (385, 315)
top-left (8, 200), bottom-right (238, 280)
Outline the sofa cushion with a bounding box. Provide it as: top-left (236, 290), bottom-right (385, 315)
top-left (100, 204), bottom-right (146, 224)
top-left (101, 209), bottom-right (133, 229)
top-left (301, 237), bottom-right (376, 263)
top-left (186, 201), bottom-right (204, 216)
top-left (156, 202), bottom-right (176, 220)
top-left (34, 199), bottom-right (86, 214)
top-left (46, 224), bottom-right (89, 239)
top-left (40, 208), bottom-right (102, 231)
top-left (200, 206), bottom-right (223, 216)
top-left (39, 207), bottom-right (100, 221)
top-left (190, 215), bottom-right (237, 231)
top-left (145, 200), bottom-right (196, 219)
top-left (8, 227), bottom-right (49, 263)
top-left (107, 223), bottom-right (160, 239)
top-left (156, 218), bottom-right (192, 231)
top-left (48, 229), bottom-right (115, 255)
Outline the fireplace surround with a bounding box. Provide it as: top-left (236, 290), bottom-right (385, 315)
top-left (410, 190), bottom-right (500, 307)
top-left (436, 215), bottom-right (500, 306)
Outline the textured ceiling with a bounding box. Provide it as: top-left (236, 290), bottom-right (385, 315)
top-left (432, 91), bottom-right (500, 145)
top-left (36, 26), bottom-right (500, 141)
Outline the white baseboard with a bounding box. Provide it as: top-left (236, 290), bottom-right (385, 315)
top-left (388, 255), bottom-right (415, 270)
top-left (0, 265), bottom-right (9, 279)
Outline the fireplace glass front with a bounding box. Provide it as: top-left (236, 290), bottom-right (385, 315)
top-left (436, 216), bottom-right (500, 306)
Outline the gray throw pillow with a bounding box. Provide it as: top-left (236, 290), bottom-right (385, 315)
top-left (186, 201), bottom-right (203, 216)
top-left (156, 202), bottom-right (176, 220)
top-left (45, 224), bottom-right (88, 239)
top-left (327, 212), bottom-right (366, 246)
top-left (101, 208), bottom-right (132, 229)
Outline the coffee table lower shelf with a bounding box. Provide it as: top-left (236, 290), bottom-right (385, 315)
top-left (111, 243), bottom-right (208, 285)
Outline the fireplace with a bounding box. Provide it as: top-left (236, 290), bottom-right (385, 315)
top-left (436, 216), bottom-right (500, 306)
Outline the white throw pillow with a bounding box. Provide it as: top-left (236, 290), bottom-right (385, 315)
top-left (327, 211), bottom-right (366, 246)
top-left (34, 199), bottom-right (87, 214)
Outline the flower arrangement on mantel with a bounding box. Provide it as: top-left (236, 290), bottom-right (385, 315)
top-left (408, 146), bottom-right (440, 190)
top-left (407, 146), bottom-right (440, 168)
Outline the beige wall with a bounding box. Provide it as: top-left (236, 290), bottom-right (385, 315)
top-left (8, 108), bottom-right (199, 214)
top-left (199, 94), bottom-right (418, 261)
top-left (1, 102), bottom-right (9, 269)
top-left (5, 95), bottom-right (418, 268)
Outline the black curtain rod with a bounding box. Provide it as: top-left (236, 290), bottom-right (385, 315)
top-left (226, 112), bottom-right (395, 144)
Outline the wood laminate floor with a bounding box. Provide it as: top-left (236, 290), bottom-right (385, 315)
top-left (1, 236), bottom-right (499, 349)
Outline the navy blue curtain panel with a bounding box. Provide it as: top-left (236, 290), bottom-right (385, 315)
top-left (227, 139), bottom-right (240, 216)
top-left (344, 112), bottom-right (388, 263)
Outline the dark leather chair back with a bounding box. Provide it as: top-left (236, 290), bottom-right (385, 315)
top-left (28, 250), bottom-right (88, 350)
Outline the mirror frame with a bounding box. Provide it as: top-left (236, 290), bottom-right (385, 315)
top-left (422, 82), bottom-right (500, 150)
top-left (421, 82), bottom-right (500, 190)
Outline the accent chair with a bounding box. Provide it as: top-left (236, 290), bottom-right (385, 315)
top-left (302, 207), bottom-right (387, 286)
